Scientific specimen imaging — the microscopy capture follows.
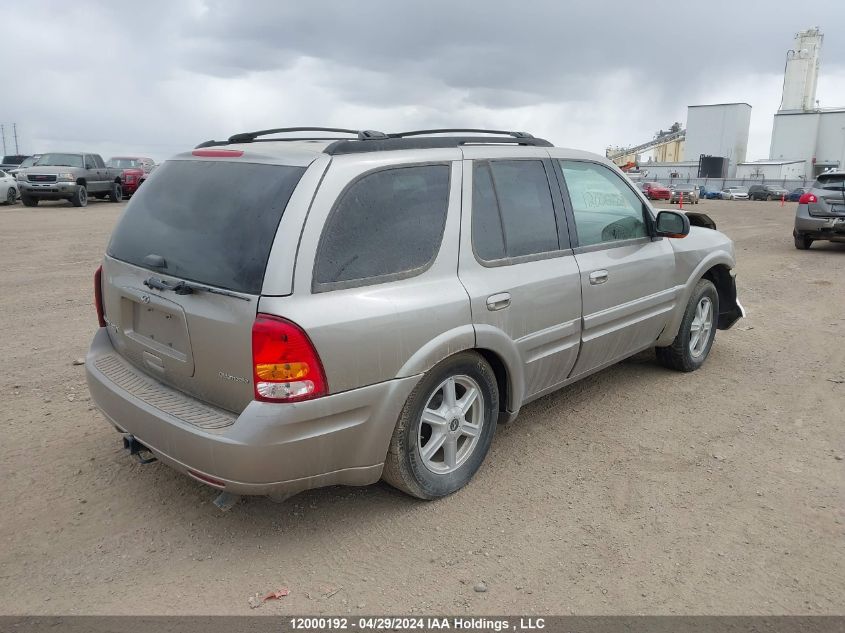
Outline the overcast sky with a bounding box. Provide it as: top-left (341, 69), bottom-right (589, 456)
top-left (2, 0), bottom-right (844, 163)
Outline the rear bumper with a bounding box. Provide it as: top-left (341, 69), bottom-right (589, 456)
top-left (85, 328), bottom-right (419, 498)
top-left (794, 205), bottom-right (845, 238)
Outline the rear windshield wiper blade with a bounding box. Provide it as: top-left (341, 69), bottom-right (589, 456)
top-left (143, 276), bottom-right (251, 301)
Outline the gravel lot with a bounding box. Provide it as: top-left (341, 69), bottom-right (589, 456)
top-left (0, 197), bottom-right (842, 615)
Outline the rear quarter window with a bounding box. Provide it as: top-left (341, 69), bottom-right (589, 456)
top-left (107, 159), bottom-right (305, 295)
top-left (313, 164), bottom-right (450, 291)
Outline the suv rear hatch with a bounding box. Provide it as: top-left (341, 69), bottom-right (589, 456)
top-left (813, 172), bottom-right (845, 215)
top-left (101, 156), bottom-right (307, 413)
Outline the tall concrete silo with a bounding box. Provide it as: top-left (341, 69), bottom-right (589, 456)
top-left (780, 27), bottom-right (823, 112)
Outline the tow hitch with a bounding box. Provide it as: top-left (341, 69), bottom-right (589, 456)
top-left (122, 434), bottom-right (157, 464)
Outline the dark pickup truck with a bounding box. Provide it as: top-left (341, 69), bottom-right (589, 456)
top-left (15, 152), bottom-right (124, 207)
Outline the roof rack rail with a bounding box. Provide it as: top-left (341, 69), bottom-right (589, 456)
top-left (324, 134), bottom-right (552, 155)
top-left (227, 127), bottom-right (387, 144)
top-left (194, 127), bottom-right (552, 153)
top-left (388, 128), bottom-right (535, 139)
top-left (195, 127), bottom-right (389, 149)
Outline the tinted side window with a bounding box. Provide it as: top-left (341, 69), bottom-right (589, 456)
top-left (471, 160), bottom-right (559, 260)
top-left (313, 164), bottom-right (450, 289)
top-left (471, 163), bottom-right (506, 260)
top-left (559, 160), bottom-right (648, 247)
top-left (93, 155), bottom-right (106, 169)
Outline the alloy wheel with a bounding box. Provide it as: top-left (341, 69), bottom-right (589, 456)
top-left (417, 375), bottom-right (485, 474)
top-left (689, 297), bottom-right (713, 357)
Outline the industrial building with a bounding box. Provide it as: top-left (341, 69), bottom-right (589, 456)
top-left (607, 102), bottom-right (751, 179)
top-left (761, 27), bottom-right (844, 179)
top-left (608, 26), bottom-right (843, 184)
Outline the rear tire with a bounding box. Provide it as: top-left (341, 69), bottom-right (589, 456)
top-left (656, 279), bottom-right (719, 373)
top-left (794, 233), bottom-right (813, 250)
top-left (21, 195), bottom-right (38, 207)
top-left (382, 352), bottom-right (499, 499)
top-left (108, 182), bottom-right (123, 202)
top-left (70, 185), bottom-right (88, 207)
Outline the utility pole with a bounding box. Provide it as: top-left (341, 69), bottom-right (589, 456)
top-left (13, 123), bottom-right (19, 154)
top-left (1, 124), bottom-right (6, 156)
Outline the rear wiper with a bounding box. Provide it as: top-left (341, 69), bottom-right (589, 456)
top-left (143, 276), bottom-right (251, 301)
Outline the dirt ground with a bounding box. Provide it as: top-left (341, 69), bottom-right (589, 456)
top-left (0, 196), bottom-right (842, 616)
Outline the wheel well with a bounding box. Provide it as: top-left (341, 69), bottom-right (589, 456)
top-left (701, 264), bottom-right (737, 328)
top-left (76, 178), bottom-right (86, 186)
top-left (114, 177), bottom-right (121, 183)
top-left (475, 348), bottom-right (510, 414)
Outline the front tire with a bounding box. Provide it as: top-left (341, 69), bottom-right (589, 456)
top-left (108, 182), bottom-right (123, 202)
top-left (21, 195), bottom-right (38, 207)
top-left (656, 279), bottom-right (719, 372)
top-left (382, 352), bottom-right (499, 499)
top-left (70, 185), bottom-right (88, 207)
top-left (5, 187), bottom-right (16, 205)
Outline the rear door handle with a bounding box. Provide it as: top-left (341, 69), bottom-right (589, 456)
top-left (589, 270), bottom-right (609, 285)
top-left (486, 292), bottom-right (511, 311)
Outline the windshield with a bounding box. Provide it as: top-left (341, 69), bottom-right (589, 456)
top-left (19, 156), bottom-right (39, 168)
top-left (675, 185), bottom-right (693, 191)
top-left (107, 158), bottom-right (142, 169)
top-left (108, 159), bottom-right (306, 295)
top-left (35, 153), bottom-right (84, 168)
top-left (732, 187), bottom-right (748, 193)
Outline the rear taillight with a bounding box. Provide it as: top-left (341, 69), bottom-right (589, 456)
top-left (94, 265), bottom-right (106, 327)
top-left (798, 192), bottom-right (818, 204)
top-left (251, 314), bottom-right (327, 402)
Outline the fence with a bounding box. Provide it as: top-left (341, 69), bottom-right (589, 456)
top-left (663, 176), bottom-right (810, 192)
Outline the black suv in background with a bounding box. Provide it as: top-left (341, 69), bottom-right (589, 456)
top-left (748, 184), bottom-right (789, 201)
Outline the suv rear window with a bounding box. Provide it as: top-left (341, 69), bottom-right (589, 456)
top-left (108, 159), bottom-right (305, 294)
top-left (816, 174), bottom-right (845, 190)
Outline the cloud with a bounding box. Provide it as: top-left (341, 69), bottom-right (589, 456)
top-left (1, 0), bottom-right (844, 162)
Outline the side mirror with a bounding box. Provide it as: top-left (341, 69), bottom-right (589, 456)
top-left (655, 210), bottom-right (690, 238)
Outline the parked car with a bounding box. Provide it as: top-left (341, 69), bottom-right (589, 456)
top-left (641, 181), bottom-right (671, 200)
top-left (0, 169), bottom-right (19, 205)
top-left (721, 187), bottom-right (749, 200)
top-left (669, 183), bottom-right (699, 204)
top-left (793, 170), bottom-right (845, 249)
top-left (7, 154), bottom-right (41, 176)
top-left (748, 184), bottom-right (789, 201)
top-left (16, 152), bottom-right (124, 207)
top-left (0, 154), bottom-right (29, 171)
top-left (701, 187), bottom-right (722, 200)
top-left (107, 156), bottom-right (155, 197)
top-left (85, 127), bottom-right (744, 502)
top-left (787, 187), bottom-right (807, 202)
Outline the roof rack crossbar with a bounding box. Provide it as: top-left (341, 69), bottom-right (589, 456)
top-left (388, 128), bottom-right (535, 139)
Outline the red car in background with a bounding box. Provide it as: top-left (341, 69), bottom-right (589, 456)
top-left (106, 157), bottom-right (155, 197)
top-left (641, 181), bottom-right (671, 200)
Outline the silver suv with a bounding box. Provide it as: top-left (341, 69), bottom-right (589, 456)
top-left (793, 170), bottom-right (845, 249)
top-left (85, 127), bottom-right (745, 502)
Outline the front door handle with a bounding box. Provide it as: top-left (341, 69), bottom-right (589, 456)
top-left (486, 292), bottom-right (511, 311)
top-left (589, 270), bottom-right (609, 285)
